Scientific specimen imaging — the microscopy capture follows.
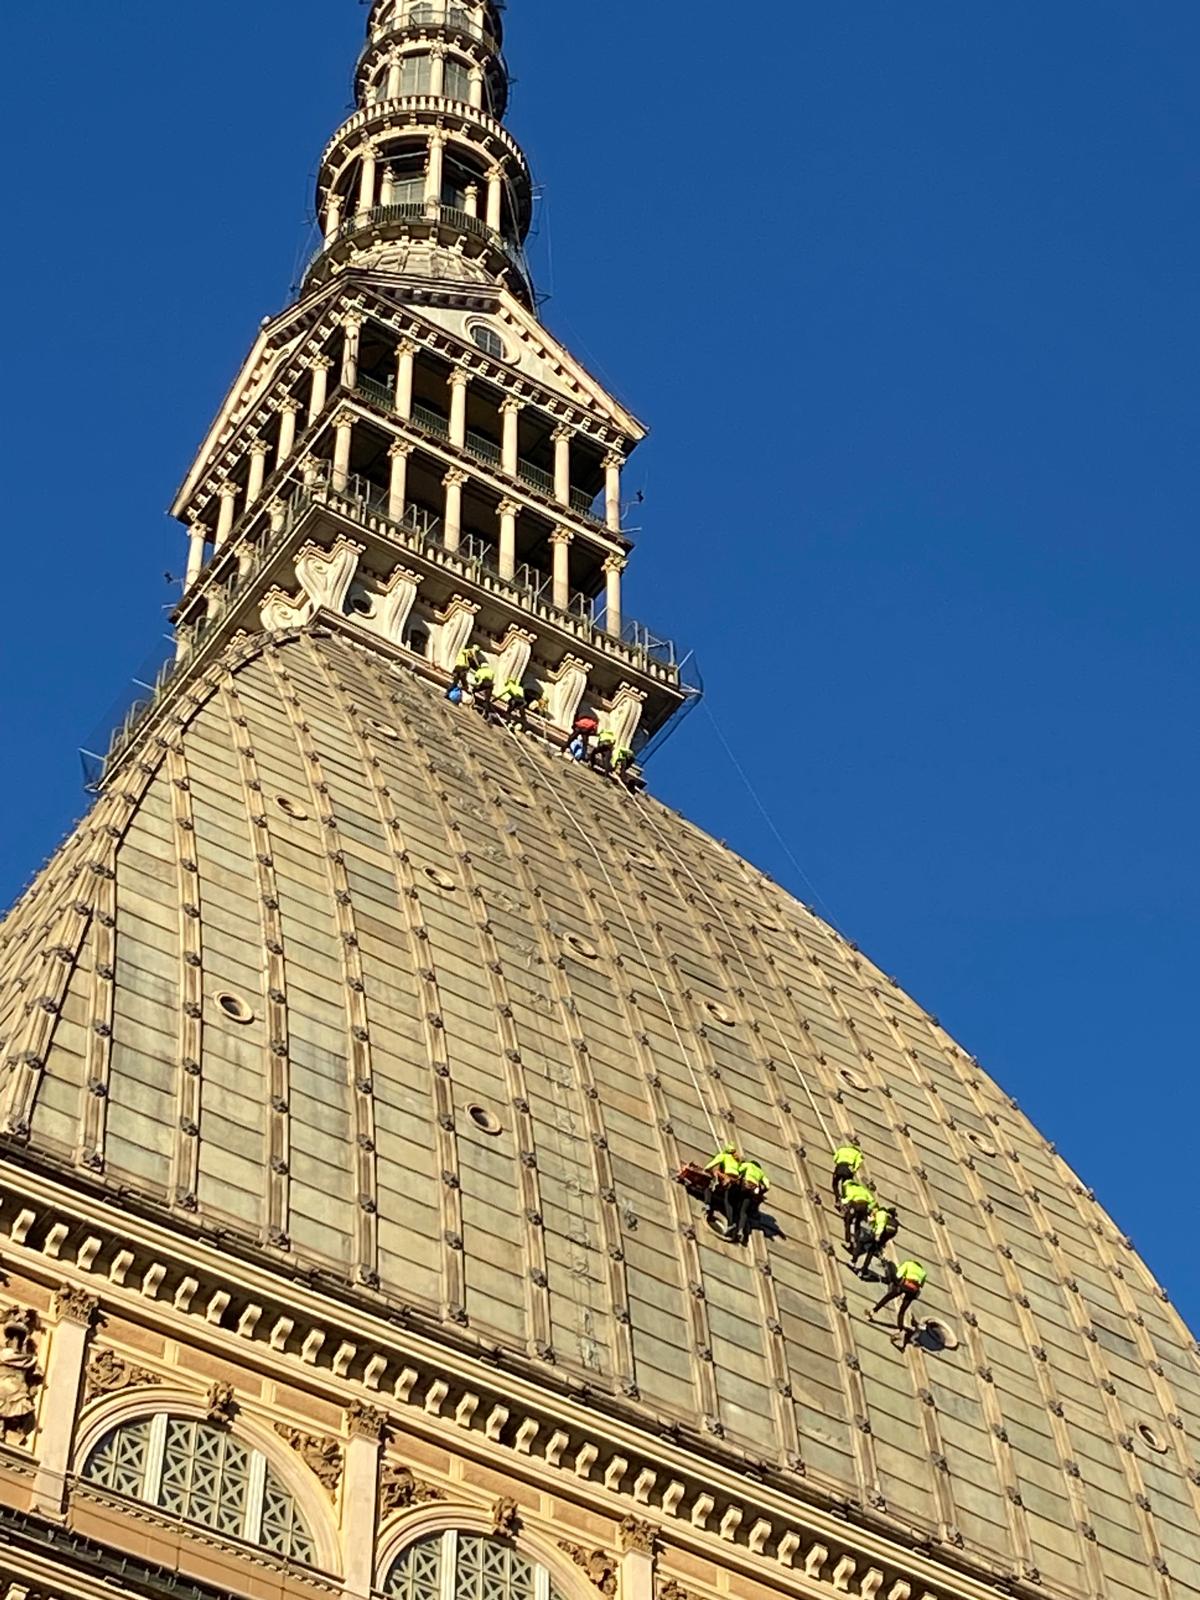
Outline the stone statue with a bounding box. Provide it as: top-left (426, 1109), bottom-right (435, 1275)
top-left (0, 1308), bottom-right (40, 1442)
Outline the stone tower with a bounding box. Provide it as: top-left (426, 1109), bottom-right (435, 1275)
top-left (0, 8), bottom-right (1197, 1600)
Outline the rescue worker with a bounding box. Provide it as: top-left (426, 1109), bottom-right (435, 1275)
top-left (732, 1155), bottom-right (770, 1244)
top-left (703, 1142), bottom-right (742, 1228)
top-left (471, 661), bottom-right (496, 715)
top-left (568, 714), bottom-right (599, 761)
top-left (868, 1258), bottom-right (927, 1346)
top-left (839, 1178), bottom-right (875, 1251)
top-left (449, 644), bottom-right (483, 698)
top-left (612, 745), bottom-right (637, 787)
top-left (495, 678), bottom-right (527, 728)
top-left (852, 1202), bottom-right (899, 1278)
top-left (590, 728), bottom-right (617, 774)
top-left (832, 1140), bottom-right (864, 1204)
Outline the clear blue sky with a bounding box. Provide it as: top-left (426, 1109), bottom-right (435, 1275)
top-left (2, 3), bottom-right (1196, 1328)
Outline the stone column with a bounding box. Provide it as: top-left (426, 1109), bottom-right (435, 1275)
top-left (32, 1286), bottom-right (98, 1516)
top-left (214, 481), bottom-right (238, 551)
top-left (332, 411), bottom-right (356, 492)
top-left (616, 1520), bottom-right (656, 1600)
top-left (324, 189), bottom-right (344, 241)
top-left (341, 313), bottom-right (363, 391)
top-left (486, 164), bottom-right (504, 232)
top-left (386, 53), bottom-right (403, 99)
top-left (500, 397), bottom-right (522, 477)
top-left (388, 440), bottom-right (413, 521)
top-left (425, 133), bottom-right (445, 207)
top-left (357, 143), bottom-right (378, 215)
top-left (463, 183), bottom-right (479, 218)
top-left (380, 165), bottom-right (397, 207)
top-left (604, 555), bottom-right (625, 638)
top-left (277, 397), bottom-right (301, 463)
top-left (443, 468), bottom-right (467, 552)
top-left (498, 500), bottom-right (519, 581)
top-left (246, 440), bottom-right (270, 505)
top-left (448, 368), bottom-right (470, 447)
top-left (550, 528), bottom-right (573, 610)
top-left (268, 500), bottom-right (288, 535)
top-left (430, 46), bottom-right (446, 98)
top-left (308, 355), bottom-right (333, 421)
top-left (553, 425), bottom-right (573, 506)
top-left (395, 340), bottom-right (418, 419)
top-left (341, 1405), bottom-right (385, 1600)
top-left (604, 451), bottom-right (624, 533)
top-left (469, 67), bottom-right (485, 109)
top-left (185, 523), bottom-right (209, 589)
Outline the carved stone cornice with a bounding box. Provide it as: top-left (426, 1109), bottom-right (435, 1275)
top-left (275, 1423), bottom-right (343, 1495)
top-left (84, 1346), bottom-right (163, 1403)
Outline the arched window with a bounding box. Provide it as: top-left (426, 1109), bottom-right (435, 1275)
top-left (382, 1531), bottom-right (569, 1600)
top-left (83, 1415), bottom-right (316, 1566)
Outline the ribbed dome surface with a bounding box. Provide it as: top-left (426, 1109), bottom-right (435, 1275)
top-left (2, 627), bottom-right (1198, 1600)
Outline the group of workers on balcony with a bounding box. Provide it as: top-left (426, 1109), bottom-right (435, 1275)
top-left (448, 647), bottom-right (643, 790)
top-left (693, 1137), bottom-right (929, 1350)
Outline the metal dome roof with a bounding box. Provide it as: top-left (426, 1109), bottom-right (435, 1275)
top-left (2, 626), bottom-right (1198, 1600)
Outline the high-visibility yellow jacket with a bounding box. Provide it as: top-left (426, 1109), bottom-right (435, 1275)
top-left (896, 1261), bottom-right (927, 1290)
top-left (834, 1145), bottom-right (863, 1171)
top-left (498, 679), bottom-right (525, 703)
top-left (705, 1149), bottom-right (740, 1176)
top-left (871, 1207), bottom-right (897, 1240)
top-left (841, 1182), bottom-right (874, 1209)
top-left (474, 664), bottom-right (496, 685)
top-left (596, 730), bottom-right (616, 747)
top-left (739, 1160), bottom-right (770, 1190)
top-left (456, 647), bottom-right (481, 671)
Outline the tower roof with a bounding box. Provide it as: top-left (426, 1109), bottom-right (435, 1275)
top-left (3, 626), bottom-right (1198, 1599)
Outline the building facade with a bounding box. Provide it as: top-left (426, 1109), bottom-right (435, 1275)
top-left (1, 8), bottom-right (1198, 1600)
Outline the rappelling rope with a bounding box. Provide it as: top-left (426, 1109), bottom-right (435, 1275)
top-left (504, 730), bottom-right (722, 1148)
top-left (637, 786), bottom-right (838, 1156)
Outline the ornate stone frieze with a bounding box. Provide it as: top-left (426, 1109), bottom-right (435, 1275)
top-left (275, 1422), bottom-right (343, 1495)
top-left (0, 1308), bottom-right (39, 1444)
top-left (379, 1458), bottom-right (444, 1515)
top-left (557, 1540), bottom-right (617, 1596)
top-left (84, 1346), bottom-right (162, 1402)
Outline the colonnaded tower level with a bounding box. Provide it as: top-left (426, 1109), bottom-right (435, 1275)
top-left (0, 7), bottom-right (1197, 1600)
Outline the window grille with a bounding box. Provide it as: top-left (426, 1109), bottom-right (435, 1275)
top-left (382, 1532), bottom-right (568, 1600)
top-left (83, 1415), bottom-right (317, 1567)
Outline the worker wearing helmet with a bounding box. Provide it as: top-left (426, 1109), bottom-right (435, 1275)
top-left (853, 1203), bottom-right (899, 1278)
top-left (450, 644), bottom-right (483, 698)
top-left (832, 1140), bottom-right (864, 1204)
top-left (732, 1156), bottom-right (770, 1245)
top-left (472, 661), bottom-right (496, 714)
top-left (868, 1259), bottom-right (928, 1347)
top-left (703, 1142), bottom-right (741, 1228)
top-left (590, 728), bottom-right (617, 775)
top-left (495, 678), bottom-right (527, 729)
top-left (839, 1179), bottom-right (875, 1250)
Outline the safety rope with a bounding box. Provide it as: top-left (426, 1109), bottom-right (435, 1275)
top-left (637, 792), bottom-right (838, 1156)
top-left (503, 730), bottom-right (722, 1149)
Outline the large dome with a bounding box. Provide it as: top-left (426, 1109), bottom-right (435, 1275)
top-left (2, 626), bottom-right (1197, 1600)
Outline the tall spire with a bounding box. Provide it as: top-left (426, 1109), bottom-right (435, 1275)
top-left (309, 2), bottom-right (534, 305)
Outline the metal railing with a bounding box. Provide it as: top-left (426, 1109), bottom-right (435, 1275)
top-left (410, 400), bottom-right (449, 440)
top-left (517, 459), bottom-right (552, 495)
top-left (310, 200), bottom-right (533, 297)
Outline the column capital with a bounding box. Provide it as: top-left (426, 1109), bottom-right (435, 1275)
top-left (396, 338), bottom-right (420, 358)
top-left (278, 396), bottom-right (303, 415)
top-left (447, 366), bottom-right (472, 388)
top-left (248, 438), bottom-right (271, 458)
top-left (603, 449), bottom-right (626, 470)
top-left (552, 422), bottom-right (575, 442)
top-left (497, 499), bottom-right (520, 518)
top-left (359, 138), bottom-right (379, 158)
top-left (340, 310), bottom-right (365, 332)
top-left (388, 438), bottom-right (415, 459)
top-left (499, 395), bottom-right (525, 415)
top-left (486, 160), bottom-right (507, 180)
top-left (603, 554), bottom-right (627, 574)
top-left (443, 467), bottom-right (469, 488)
top-left (218, 479), bottom-right (239, 498)
top-left (189, 521), bottom-right (211, 541)
top-left (331, 408), bottom-right (358, 430)
top-left (53, 1284), bottom-right (99, 1326)
top-left (346, 1400), bottom-right (388, 1442)
top-left (430, 41), bottom-right (448, 58)
top-left (427, 129), bottom-right (447, 148)
top-left (308, 353), bottom-right (335, 372)
top-left (550, 527), bottom-right (574, 546)
top-left (267, 500), bottom-right (288, 521)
